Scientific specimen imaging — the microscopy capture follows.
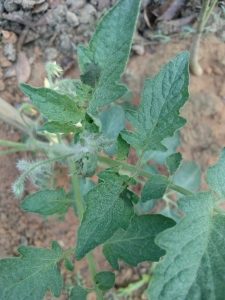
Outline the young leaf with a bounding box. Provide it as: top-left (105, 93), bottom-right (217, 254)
top-left (121, 52), bottom-right (189, 152)
top-left (40, 121), bottom-right (77, 134)
top-left (0, 242), bottom-right (63, 300)
top-left (95, 271), bottom-right (115, 291)
top-left (103, 215), bottom-right (175, 270)
top-left (20, 84), bottom-right (84, 124)
top-left (21, 189), bottom-right (71, 216)
top-left (76, 173), bottom-right (133, 259)
top-left (78, 0), bottom-right (141, 113)
top-left (141, 175), bottom-right (169, 203)
top-left (70, 285), bottom-right (88, 300)
top-left (149, 192), bottom-right (225, 300)
top-left (166, 152), bottom-right (182, 175)
top-left (206, 148), bottom-right (225, 199)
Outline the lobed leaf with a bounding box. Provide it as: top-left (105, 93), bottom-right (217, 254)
top-left (21, 189), bottom-right (71, 216)
top-left (103, 215), bottom-right (175, 269)
top-left (0, 242), bottom-right (63, 300)
top-left (76, 172), bottom-right (133, 259)
top-left (78, 0), bottom-right (141, 113)
top-left (149, 193), bottom-right (225, 300)
top-left (121, 52), bottom-right (189, 153)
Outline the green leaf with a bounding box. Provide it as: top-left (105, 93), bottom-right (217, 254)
top-left (70, 285), bottom-right (88, 300)
top-left (173, 160), bottom-right (201, 193)
top-left (78, 0), bottom-right (141, 113)
top-left (20, 84), bottom-right (84, 124)
top-left (121, 52), bottom-right (189, 152)
top-left (206, 148), bottom-right (225, 199)
top-left (166, 152), bottom-right (182, 175)
top-left (95, 271), bottom-right (115, 291)
top-left (21, 189), bottom-right (71, 216)
top-left (64, 258), bottom-right (74, 272)
top-left (116, 135), bottom-right (130, 160)
top-left (103, 215), bottom-right (175, 269)
top-left (149, 192), bottom-right (225, 300)
top-left (76, 173), bottom-right (133, 259)
top-left (141, 175), bottom-right (169, 203)
top-left (100, 105), bottom-right (125, 155)
top-left (40, 121), bottom-right (77, 133)
top-left (0, 242), bottom-right (63, 300)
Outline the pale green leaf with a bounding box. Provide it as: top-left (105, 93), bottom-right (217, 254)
top-left (70, 285), bottom-right (88, 300)
top-left (103, 215), bottom-right (175, 269)
top-left (20, 84), bottom-right (84, 124)
top-left (21, 189), bottom-right (71, 216)
top-left (78, 0), bottom-right (141, 113)
top-left (206, 148), bottom-right (225, 199)
top-left (141, 175), bottom-right (169, 203)
top-left (149, 192), bottom-right (225, 300)
top-left (0, 242), bottom-right (63, 300)
top-left (76, 173), bottom-right (133, 259)
top-left (121, 52), bottom-right (189, 152)
top-left (173, 160), bottom-right (201, 193)
top-left (95, 271), bottom-right (115, 291)
top-left (166, 152), bottom-right (182, 175)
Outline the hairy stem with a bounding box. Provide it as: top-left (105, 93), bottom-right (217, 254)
top-left (70, 169), bottom-right (103, 300)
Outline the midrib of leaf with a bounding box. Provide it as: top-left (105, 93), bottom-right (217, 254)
top-left (105, 233), bottom-right (156, 245)
top-left (3, 256), bottom-right (60, 295)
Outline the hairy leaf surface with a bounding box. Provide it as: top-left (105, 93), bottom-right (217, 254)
top-left (78, 0), bottom-right (141, 113)
top-left (121, 52), bottom-right (189, 152)
top-left (0, 242), bottom-right (63, 300)
top-left (149, 193), bottom-right (225, 300)
top-left (20, 84), bottom-right (84, 124)
top-left (76, 173), bottom-right (133, 259)
top-left (21, 189), bottom-right (71, 216)
top-left (103, 215), bottom-right (175, 269)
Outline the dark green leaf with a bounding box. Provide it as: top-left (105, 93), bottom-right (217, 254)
top-left (116, 135), bottom-right (130, 160)
top-left (0, 242), bottom-right (63, 300)
top-left (70, 285), bottom-right (88, 300)
top-left (64, 259), bottom-right (74, 272)
top-left (141, 175), bottom-right (169, 203)
top-left (103, 215), bottom-right (175, 269)
top-left (95, 271), bottom-right (115, 291)
top-left (121, 52), bottom-right (189, 152)
top-left (78, 0), bottom-right (141, 113)
top-left (21, 189), bottom-right (71, 216)
top-left (166, 152), bottom-right (182, 175)
top-left (20, 84), bottom-right (84, 124)
top-left (80, 63), bottom-right (101, 87)
top-left (76, 173), bottom-right (133, 259)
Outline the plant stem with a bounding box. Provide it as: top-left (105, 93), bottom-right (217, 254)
top-left (98, 155), bottom-right (192, 196)
top-left (70, 168), bottom-right (103, 300)
top-left (190, 0), bottom-right (218, 76)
